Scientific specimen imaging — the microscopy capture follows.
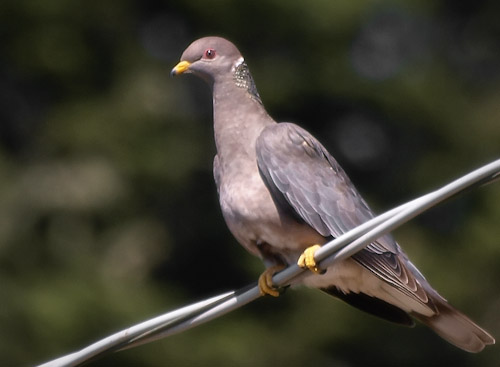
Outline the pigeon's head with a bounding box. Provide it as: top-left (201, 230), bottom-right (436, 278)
top-left (171, 37), bottom-right (244, 84)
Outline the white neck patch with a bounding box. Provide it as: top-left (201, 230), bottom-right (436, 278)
top-left (232, 57), bottom-right (245, 72)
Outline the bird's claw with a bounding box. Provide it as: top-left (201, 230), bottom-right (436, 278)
top-left (297, 244), bottom-right (324, 274)
top-left (258, 264), bottom-right (286, 297)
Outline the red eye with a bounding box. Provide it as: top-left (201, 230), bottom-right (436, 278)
top-left (204, 49), bottom-right (216, 59)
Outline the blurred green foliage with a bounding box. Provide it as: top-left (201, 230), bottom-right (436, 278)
top-left (0, 0), bottom-right (499, 366)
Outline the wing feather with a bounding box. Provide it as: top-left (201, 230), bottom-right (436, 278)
top-left (256, 122), bottom-right (433, 309)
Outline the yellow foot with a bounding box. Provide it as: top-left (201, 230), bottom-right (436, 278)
top-left (297, 244), bottom-right (323, 274)
top-left (258, 264), bottom-right (286, 297)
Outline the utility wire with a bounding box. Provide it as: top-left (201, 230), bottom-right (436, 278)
top-left (38, 159), bottom-right (500, 367)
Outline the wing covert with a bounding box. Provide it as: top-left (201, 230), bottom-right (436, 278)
top-left (256, 122), bottom-right (375, 238)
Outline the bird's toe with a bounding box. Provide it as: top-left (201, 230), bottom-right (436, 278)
top-left (258, 264), bottom-right (286, 297)
top-left (297, 244), bottom-right (324, 274)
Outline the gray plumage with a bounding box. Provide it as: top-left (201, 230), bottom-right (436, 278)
top-left (171, 36), bottom-right (494, 352)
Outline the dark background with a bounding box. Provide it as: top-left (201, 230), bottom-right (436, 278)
top-left (1, 0), bottom-right (499, 366)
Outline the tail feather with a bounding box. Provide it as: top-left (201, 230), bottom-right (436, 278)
top-left (322, 286), bottom-right (494, 353)
top-left (412, 297), bottom-right (495, 353)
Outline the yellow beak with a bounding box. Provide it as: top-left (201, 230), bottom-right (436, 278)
top-left (170, 61), bottom-right (191, 76)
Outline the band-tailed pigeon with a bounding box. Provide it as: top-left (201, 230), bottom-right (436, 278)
top-left (171, 36), bottom-right (494, 352)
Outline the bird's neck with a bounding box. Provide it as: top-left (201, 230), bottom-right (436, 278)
top-left (211, 65), bottom-right (274, 162)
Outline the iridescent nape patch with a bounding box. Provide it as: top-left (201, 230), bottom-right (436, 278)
top-left (233, 58), bottom-right (262, 104)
